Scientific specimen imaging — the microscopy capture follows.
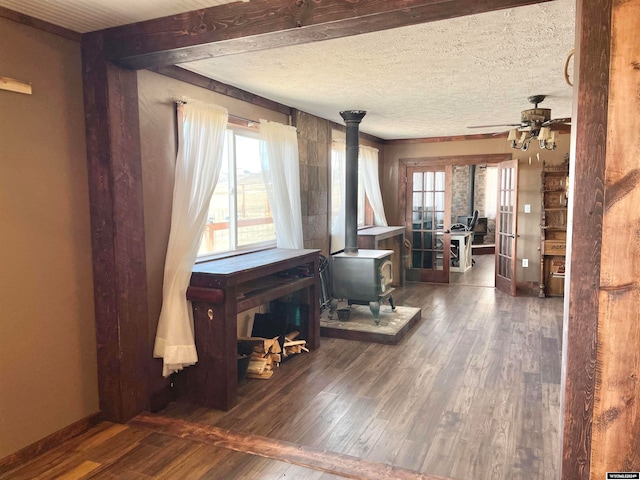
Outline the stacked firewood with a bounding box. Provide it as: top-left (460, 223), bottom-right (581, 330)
top-left (238, 331), bottom-right (308, 380)
top-left (238, 336), bottom-right (280, 379)
top-left (282, 331), bottom-right (309, 357)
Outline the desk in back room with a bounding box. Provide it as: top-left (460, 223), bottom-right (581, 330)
top-left (449, 230), bottom-right (473, 273)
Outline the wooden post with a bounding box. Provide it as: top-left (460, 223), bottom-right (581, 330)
top-left (82, 32), bottom-right (150, 423)
top-left (560, 0), bottom-right (611, 477)
top-left (590, 0), bottom-right (640, 475)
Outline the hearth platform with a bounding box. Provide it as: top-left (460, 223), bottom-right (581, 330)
top-left (320, 305), bottom-right (421, 345)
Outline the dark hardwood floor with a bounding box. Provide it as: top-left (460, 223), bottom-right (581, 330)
top-left (449, 252), bottom-right (495, 287)
top-left (2, 271), bottom-right (563, 479)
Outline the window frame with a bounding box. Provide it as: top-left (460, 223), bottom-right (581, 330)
top-left (196, 125), bottom-right (276, 262)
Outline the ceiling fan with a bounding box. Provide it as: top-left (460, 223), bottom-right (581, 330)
top-left (468, 95), bottom-right (571, 151)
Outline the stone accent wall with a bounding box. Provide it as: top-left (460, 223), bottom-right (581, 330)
top-left (294, 110), bottom-right (331, 255)
top-left (474, 167), bottom-right (487, 215)
top-left (451, 165), bottom-right (471, 222)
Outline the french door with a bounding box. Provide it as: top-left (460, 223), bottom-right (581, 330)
top-left (405, 166), bottom-right (452, 283)
top-left (495, 159), bottom-right (519, 295)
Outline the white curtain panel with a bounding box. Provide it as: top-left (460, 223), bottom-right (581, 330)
top-left (360, 145), bottom-right (388, 226)
top-left (259, 120), bottom-right (304, 249)
top-left (153, 101), bottom-right (228, 377)
top-left (330, 140), bottom-right (346, 253)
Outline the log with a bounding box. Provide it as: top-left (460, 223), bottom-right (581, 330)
top-left (270, 338), bottom-right (282, 354)
top-left (247, 359), bottom-right (267, 375)
top-left (238, 336), bottom-right (280, 353)
top-left (285, 331), bottom-right (300, 342)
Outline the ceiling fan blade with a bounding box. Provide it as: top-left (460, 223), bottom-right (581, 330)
top-left (467, 123), bottom-right (521, 129)
top-left (542, 117), bottom-right (572, 126)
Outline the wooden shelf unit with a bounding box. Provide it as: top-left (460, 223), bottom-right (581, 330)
top-left (181, 248), bottom-right (321, 410)
top-left (539, 160), bottom-right (569, 297)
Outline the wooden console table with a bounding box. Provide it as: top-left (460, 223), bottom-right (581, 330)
top-left (357, 226), bottom-right (405, 286)
top-left (182, 248), bottom-right (321, 411)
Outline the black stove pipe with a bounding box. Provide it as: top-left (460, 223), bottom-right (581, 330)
top-left (340, 110), bottom-right (367, 254)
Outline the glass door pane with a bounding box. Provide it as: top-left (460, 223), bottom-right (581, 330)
top-left (495, 159), bottom-right (518, 295)
top-left (406, 166), bottom-right (451, 283)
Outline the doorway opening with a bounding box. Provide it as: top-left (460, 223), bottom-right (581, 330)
top-left (449, 164), bottom-right (497, 287)
top-left (399, 154), bottom-right (511, 289)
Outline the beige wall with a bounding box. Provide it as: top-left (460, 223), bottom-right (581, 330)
top-left (383, 134), bottom-right (571, 284)
top-left (0, 18), bottom-right (98, 459)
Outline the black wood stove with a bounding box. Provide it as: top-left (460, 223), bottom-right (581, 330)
top-left (329, 110), bottom-right (396, 325)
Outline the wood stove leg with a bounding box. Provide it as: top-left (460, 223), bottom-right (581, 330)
top-left (328, 298), bottom-right (339, 319)
top-left (369, 301), bottom-right (381, 325)
top-left (388, 295), bottom-right (396, 311)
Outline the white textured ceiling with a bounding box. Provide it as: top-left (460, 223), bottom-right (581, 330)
top-left (182, 0), bottom-right (576, 139)
top-left (1, 0), bottom-right (576, 140)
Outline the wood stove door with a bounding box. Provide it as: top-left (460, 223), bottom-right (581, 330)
top-left (405, 166), bottom-right (452, 283)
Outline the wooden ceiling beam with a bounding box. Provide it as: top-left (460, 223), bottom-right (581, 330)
top-left (149, 65), bottom-right (292, 115)
top-left (98, 0), bottom-right (553, 69)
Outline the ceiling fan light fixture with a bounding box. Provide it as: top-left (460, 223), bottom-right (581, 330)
top-left (538, 127), bottom-right (557, 150)
top-left (538, 126), bottom-right (551, 141)
top-left (502, 96), bottom-right (565, 151)
top-left (507, 128), bottom-right (557, 151)
top-left (513, 131), bottom-right (531, 151)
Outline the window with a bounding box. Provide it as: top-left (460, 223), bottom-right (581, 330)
top-left (330, 140), bottom-right (372, 253)
top-left (198, 128), bottom-right (275, 257)
top-left (330, 156), bottom-right (366, 226)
